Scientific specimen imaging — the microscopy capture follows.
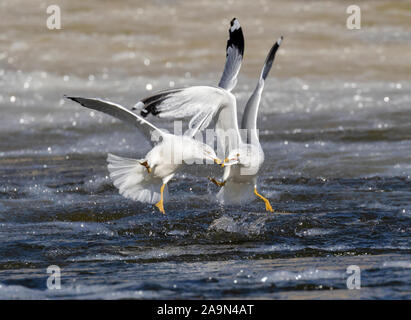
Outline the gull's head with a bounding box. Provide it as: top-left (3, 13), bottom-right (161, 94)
top-left (185, 138), bottom-right (219, 164)
top-left (223, 144), bottom-right (260, 167)
top-left (221, 149), bottom-right (242, 167)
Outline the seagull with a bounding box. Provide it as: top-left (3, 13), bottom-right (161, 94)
top-left (214, 37), bottom-right (283, 212)
top-left (65, 97), bottom-right (222, 214)
top-left (135, 36), bottom-right (283, 212)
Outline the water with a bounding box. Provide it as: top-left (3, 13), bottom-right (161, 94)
top-left (0, 0), bottom-right (410, 299)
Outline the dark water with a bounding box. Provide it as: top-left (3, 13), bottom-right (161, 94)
top-left (0, 0), bottom-right (410, 299)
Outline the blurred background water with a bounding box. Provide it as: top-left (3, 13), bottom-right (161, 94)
top-left (0, 0), bottom-right (410, 299)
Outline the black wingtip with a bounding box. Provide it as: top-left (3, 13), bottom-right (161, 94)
top-left (140, 104), bottom-right (159, 117)
top-left (230, 18), bottom-right (240, 30)
top-left (261, 36), bottom-right (283, 81)
top-left (65, 95), bottom-right (78, 102)
top-left (227, 18), bottom-right (244, 57)
top-left (139, 100), bottom-right (158, 117)
top-left (138, 88), bottom-right (182, 118)
top-left (65, 96), bottom-right (87, 109)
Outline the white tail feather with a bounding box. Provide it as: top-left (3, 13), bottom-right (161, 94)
top-left (216, 181), bottom-right (254, 205)
top-left (107, 153), bottom-right (163, 204)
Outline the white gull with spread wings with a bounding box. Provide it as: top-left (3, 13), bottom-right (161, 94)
top-left (65, 97), bottom-right (221, 214)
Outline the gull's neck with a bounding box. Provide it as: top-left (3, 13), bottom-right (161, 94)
top-left (241, 79), bottom-right (264, 145)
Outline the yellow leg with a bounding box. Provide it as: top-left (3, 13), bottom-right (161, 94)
top-left (254, 187), bottom-right (274, 213)
top-left (139, 161), bottom-right (151, 173)
top-left (221, 158), bottom-right (229, 167)
top-left (208, 177), bottom-right (226, 187)
top-left (155, 184), bottom-right (166, 214)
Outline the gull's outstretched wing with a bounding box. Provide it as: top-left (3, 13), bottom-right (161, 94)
top-left (137, 86), bottom-right (234, 130)
top-left (135, 86), bottom-right (242, 153)
top-left (65, 96), bottom-right (165, 143)
top-left (241, 36), bottom-right (283, 143)
top-left (218, 18), bottom-right (244, 92)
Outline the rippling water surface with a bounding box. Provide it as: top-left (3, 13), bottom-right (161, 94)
top-left (0, 0), bottom-right (410, 299)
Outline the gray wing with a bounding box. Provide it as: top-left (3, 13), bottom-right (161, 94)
top-left (217, 18), bottom-right (244, 92)
top-left (241, 36), bottom-right (283, 141)
top-left (65, 96), bottom-right (165, 143)
top-left (135, 86), bottom-right (234, 133)
top-left (134, 86), bottom-right (242, 153)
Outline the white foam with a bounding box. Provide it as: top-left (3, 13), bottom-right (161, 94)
top-left (0, 282), bottom-right (160, 300)
top-left (261, 268), bottom-right (344, 283)
top-left (296, 228), bottom-right (334, 237)
top-left (382, 261), bottom-right (411, 268)
top-left (208, 215), bottom-right (267, 237)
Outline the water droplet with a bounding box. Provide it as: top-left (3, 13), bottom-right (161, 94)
top-left (146, 83), bottom-right (153, 91)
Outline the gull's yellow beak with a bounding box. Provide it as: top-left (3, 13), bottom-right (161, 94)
top-left (213, 158), bottom-right (223, 165)
top-left (221, 158), bottom-right (229, 167)
top-left (222, 157), bottom-right (239, 167)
